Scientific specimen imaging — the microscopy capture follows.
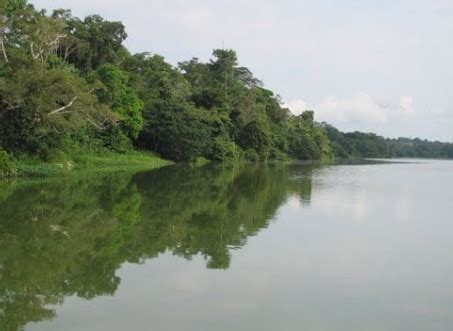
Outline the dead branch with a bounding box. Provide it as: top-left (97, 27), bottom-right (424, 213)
top-left (1, 39), bottom-right (8, 63)
top-left (48, 96), bottom-right (78, 116)
top-left (85, 114), bottom-right (108, 130)
top-left (30, 42), bottom-right (42, 60)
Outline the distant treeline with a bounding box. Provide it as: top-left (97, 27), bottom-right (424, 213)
top-left (323, 124), bottom-right (453, 159)
top-left (0, 0), bottom-right (452, 169)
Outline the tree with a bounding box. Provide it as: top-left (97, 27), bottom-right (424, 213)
top-left (95, 64), bottom-right (143, 140)
top-left (0, 63), bottom-right (116, 157)
top-left (54, 12), bottom-right (128, 71)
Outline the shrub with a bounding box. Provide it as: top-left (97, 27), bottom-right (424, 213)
top-left (237, 121), bottom-right (270, 161)
top-left (100, 126), bottom-right (133, 153)
top-left (268, 148), bottom-right (289, 161)
top-left (0, 149), bottom-right (17, 178)
top-left (244, 149), bottom-right (260, 162)
top-left (209, 137), bottom-right (242, 161)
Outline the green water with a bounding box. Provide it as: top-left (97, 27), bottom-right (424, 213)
top-left (1, 160), bottom-right (453, 331)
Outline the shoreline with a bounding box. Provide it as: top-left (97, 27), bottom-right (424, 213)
top-left (1, 151), bottom-right (172, 179)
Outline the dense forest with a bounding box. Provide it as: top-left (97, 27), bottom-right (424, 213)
top-left (1, 0), bottom-right (452, 177)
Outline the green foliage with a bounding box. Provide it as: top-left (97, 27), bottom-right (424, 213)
top-left (323, 123), bottom-right (453, 159)
top-left (0, 64), bottom-right (113, 158)
top-left (53, 11), bottom-right (128, 72)
top-left (122, 53), bottom-right (208, 161)
top-left (283, 113), bottom-right (331, 160)
top-left (1, 0), bottom-right (450, 175)
top-left (237, 120), bottom-right (271, 161)
top-left (244, 148), bottom-right (261, 162)
top-left (0, 3), bottom-right (124, 160)
top-left (95, 64), bottom-right (144, 139)
top-left (140, 104), bottom-right (215, 161)
top-left (209, 137), bottom-right (242, 161)
top-left (177, 50), bottom-right (331, 162)
top-left (0, 0), bottom-right (336, 166)
top-left (98, 126), bottom-right (133, 153)
top-left (0, 149), bottom-right (17, 178)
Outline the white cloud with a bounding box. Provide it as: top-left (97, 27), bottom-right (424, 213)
top-left (400, 96), bottom-right (414, 114)
top-left (314, 93), bottom-right (388, 124)
top-left (286, 93), bottom-right (416, 132)
top-left (412, 0), bottom-right (453, 11)
top-left (284, 99), bottom-right (308, 116)
top-left (30, 0), bottom-right (453, 141)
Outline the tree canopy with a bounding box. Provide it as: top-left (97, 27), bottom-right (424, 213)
top-left (0, 0), bottom-right (451, 166)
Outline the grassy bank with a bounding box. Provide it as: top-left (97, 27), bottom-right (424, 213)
top-left (1, 150), bottom-right (171, 179)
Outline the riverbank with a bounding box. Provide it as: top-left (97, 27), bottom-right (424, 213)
top-left (0, 150), bottom-right (171, 179)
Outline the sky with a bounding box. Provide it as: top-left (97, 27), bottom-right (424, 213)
top-left (32, 0), bottom-right (453, 141)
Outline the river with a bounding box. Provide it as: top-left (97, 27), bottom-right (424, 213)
top-left (1, 159), bottom-right (452, 330)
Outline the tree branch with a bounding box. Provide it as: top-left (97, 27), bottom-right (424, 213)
top-left (49, 34), bottom-right (66, 47)
top-left (30, 42), bottom-right (41, 59)
top-left (48, 96), bottom-right (78, 116)
top-left (85, 115), bottom-right (108, 130)
top-left (1, 39), bottom-right (8, 63)
top-left (3, 99), bottom-right (23, 111)
top-left (6, 105), bottom-right (21, 111)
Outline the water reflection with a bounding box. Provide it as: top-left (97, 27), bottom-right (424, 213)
top-left (0, 163), bottom-right (315, 330)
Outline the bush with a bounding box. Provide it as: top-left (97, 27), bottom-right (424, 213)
top-left (268, 148), bottom-right (288, 161)
top-left (236, 121), bottom-right (271, 161)
top-left (244, 149), bottom-right (260, 162)
top-left (209, 137), bottom-right (242, 161)
top-left (140, 105), bottom-right (213, 161)
top-left (100, 126), bottom-right (133, 153)
top-left (0, 149), bottom-right (17, 178)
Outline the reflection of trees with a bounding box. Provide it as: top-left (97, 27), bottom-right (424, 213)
top-left (287, 163), bottom-right (318, 204)
top-left (0, 163), bottom-right (314, 330)
top-left (0, 174), bottom-right (138, 330)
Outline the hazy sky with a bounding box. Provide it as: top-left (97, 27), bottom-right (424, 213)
top-left (32, 0), bottom-right (453, 141)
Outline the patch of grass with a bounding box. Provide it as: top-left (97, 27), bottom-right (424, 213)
top-left (189, 156), bottom-right (210, 167)
top-left (11, 150), bottom-right (171, 178)
top-left (70, 150), bottom-right (171, 169)
top-left (16, 161), bottom-right (69, 177)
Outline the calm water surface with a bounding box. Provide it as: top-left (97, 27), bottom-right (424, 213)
top-left (1, 160), bottom-right (453, 331)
